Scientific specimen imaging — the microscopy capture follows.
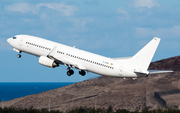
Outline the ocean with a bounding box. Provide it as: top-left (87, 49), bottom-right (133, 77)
top-left (0, 82), bottom-right (74, 101)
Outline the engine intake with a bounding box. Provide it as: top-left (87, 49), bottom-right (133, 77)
top-left (39, 56), bottom-right (58, 68)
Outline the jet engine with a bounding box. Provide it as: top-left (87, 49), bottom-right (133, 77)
top-left (39, 56), bottom-right (58, 68)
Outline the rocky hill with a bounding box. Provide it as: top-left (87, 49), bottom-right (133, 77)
top-left (2, 56), bottom-right (180, 112)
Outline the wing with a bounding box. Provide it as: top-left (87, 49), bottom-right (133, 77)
top-left (47, 46), bottom-right (87, 70)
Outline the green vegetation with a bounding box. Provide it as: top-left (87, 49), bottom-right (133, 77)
top-left (0, 107), bottom-right (62, 113)
top-left (0, 106), bottom-right (180, 113)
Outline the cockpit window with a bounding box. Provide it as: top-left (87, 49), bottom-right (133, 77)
top-left (13, 37), bottom-right (17, 39)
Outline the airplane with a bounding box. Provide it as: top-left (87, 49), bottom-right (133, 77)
top-left (7, 35), bottom-right (173, 79)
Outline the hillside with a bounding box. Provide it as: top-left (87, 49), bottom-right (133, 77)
top-left (2, 56), bottom-right (180, 112)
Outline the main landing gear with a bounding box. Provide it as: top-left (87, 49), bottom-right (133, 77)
top-left (79, 70), bottom-right (86, 76)
top-left (67, 70), bottom-right (74, 76)
top-left (66, 68), bottom-right (86, 76)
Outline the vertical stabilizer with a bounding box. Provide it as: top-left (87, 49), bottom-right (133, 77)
top-left (130, 37), bottom-right (160, 70)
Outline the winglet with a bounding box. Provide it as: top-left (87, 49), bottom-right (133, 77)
top-left (48, 46), bottom-right (58, 57)
top-left (47, 45), bottom-right (87, 70)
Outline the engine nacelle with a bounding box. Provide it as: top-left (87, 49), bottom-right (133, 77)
top-left (39, 56), bottom-right (58, 68)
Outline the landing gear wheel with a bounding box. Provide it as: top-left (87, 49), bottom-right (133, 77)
top-left (67, 71), bottom-right (71, 76)
top-left (17, 54), bottom-right (21, 58)
top-left (79, 70), bottom-right (86, 76)
top-left (69, 70), bottom-right (74, 75)
top-left (67, 70), bottom-right (74, 76)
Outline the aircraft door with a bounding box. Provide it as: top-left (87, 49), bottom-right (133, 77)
top-left (118, 66), bottom-right (124, 76)
top-left (19, 38), bottom-right (23, 46)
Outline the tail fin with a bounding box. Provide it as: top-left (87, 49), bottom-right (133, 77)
top-left (130, 37), bottom-right (161, 70)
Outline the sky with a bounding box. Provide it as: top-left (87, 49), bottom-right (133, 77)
top-left (1, 0), bottom-right (180, 82)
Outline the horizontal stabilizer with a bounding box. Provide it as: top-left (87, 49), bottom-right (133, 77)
top-left (148, 70), bottom-right (173, 74)
top-left (134, 69), bottom-right (149, 75)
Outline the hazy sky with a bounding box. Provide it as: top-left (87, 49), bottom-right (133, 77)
top-left (1, 0), bottom-right (180, 82)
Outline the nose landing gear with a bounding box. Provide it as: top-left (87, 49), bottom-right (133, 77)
top-left (17, 54), bottom-right (21, 58)
top-left (17, 51), bottom-right (22, 58)
top-left (15, 50), bottom-right (22, 58)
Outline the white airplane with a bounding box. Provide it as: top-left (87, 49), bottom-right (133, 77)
top-left (7, 35), bottom-right (173, 79)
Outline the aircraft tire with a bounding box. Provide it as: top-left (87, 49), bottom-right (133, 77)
top-left (17, 54), bottom-right (21, 58)
top-left (79, 70), bottom-right (86, 76)
top-left (67, 71), bottom-right (71, 76)
top-left (69, 70), bottom-right (74, 75)
top-left (67, 70), bottom-right (74, 76)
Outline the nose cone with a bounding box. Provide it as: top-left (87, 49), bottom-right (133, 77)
top-left (7, 38), bottom-right (13, 47)
top-left (7, 38), bottom-right (11, 44)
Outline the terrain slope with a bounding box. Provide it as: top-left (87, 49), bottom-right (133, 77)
top-left (2, 56), bottom-right (180, 111)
